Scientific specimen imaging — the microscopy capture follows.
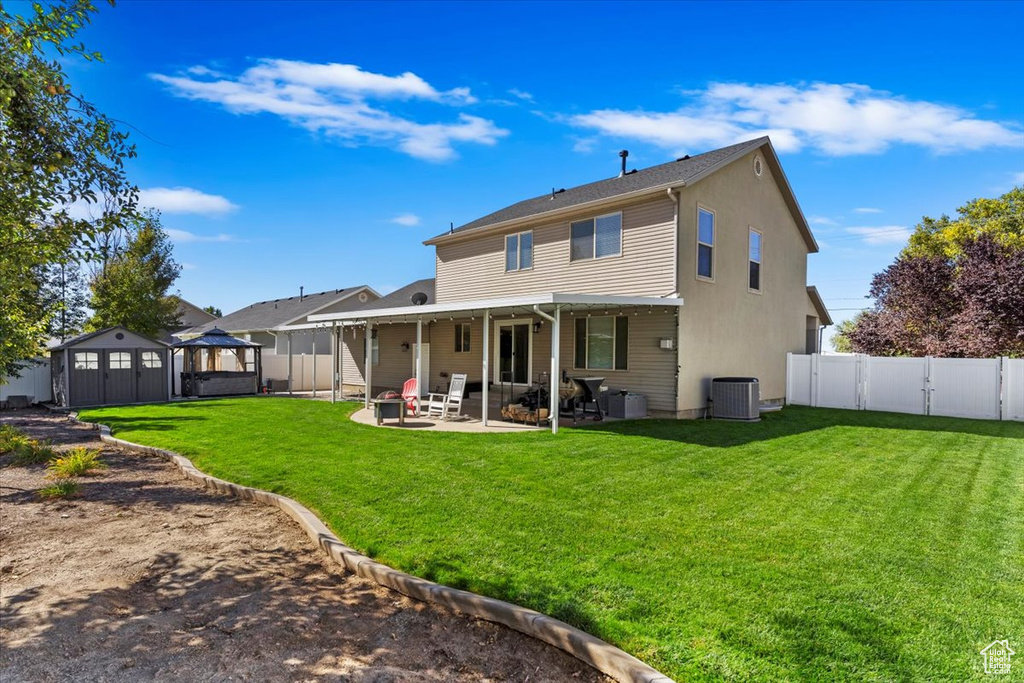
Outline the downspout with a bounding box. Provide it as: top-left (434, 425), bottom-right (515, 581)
top-left (533, 305), bottom-right (559, 434)
top-left (667, 186), bottom-right (682, 417)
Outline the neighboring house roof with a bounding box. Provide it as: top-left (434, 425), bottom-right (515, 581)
top-left (186, 285), bottom-right (375, 335)
top-left (807, 286), bottom-right (833, 326)
top-left (425, 136), bottom-right (817, 252)
top-left (170, 296), bottom-right (218, 329)
top-left (357, 279), bottom-right (435, 311)
top-left (52, 326), bottom-right (169, 350)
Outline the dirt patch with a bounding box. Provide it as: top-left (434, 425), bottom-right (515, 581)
top-left (0, 409), bottom-right (608, 682)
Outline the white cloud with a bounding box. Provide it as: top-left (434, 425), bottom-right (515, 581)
top-left (809, 215), bottom-right (839, 226)
top-left (845, 226), bottom-right (912, 245)
top-left (151, 60), bottom-right (507, 161)
top-left (569, 81), bottom-right (1023, 156)
top-left (390, 213), bottom-right (421, 226)
top-left (165, 228), bottom-right (239, 243)
top-left (854, 207), bottom-right (883, 214)
top-left (138, 187), bottom-right (238, 215)
top-left (508, 88), bottom-right (534, 102)
top-left (1012, 171), bottom-right (1024, 185)
top-left (571, 136), bottom-right (599, 153)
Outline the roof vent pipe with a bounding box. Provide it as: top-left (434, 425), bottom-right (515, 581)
top-left (619, 149), bottom-right (629, 177)
top-left (300, 286), bottom-right (304, 301)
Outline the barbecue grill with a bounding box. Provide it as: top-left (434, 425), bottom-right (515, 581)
top-left (560, 376), bottom-right (605, 423)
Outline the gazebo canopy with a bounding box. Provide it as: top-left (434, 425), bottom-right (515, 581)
top-left (171, 327), bottom-right (262, 349)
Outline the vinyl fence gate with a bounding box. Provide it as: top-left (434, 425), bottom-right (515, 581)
top-left (786, 353), bottom-right (1024, 422)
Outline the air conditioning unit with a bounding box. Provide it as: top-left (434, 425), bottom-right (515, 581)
top-left (711, 377), bottom-right (759, 421)
top-left (266, 378), bottom-right (290, 393)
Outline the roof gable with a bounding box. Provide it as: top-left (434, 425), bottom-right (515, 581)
top-left (53, 326), bottom-right (168, 350)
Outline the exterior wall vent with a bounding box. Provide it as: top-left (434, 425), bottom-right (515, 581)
top-left (753, 155), bottom-right (764, 178)
top-left (711, 377), bottom-right (760, 421)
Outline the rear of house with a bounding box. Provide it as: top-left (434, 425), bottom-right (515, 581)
top-left (307, 136), bottom-right (828, 419)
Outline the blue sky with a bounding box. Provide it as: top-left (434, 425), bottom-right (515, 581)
top-left (52, 1), bottom-right (1024, 347)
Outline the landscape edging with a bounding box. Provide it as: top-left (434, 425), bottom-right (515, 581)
top-left (73, 415), bottom-right (675, 683)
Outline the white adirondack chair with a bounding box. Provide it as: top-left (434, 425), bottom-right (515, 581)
top-left (425, 373), bottom-right (467, 420)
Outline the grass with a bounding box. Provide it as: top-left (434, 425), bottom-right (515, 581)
top-left (0, 424), bottom-right (32, 456)
top-left (80, 398), bottom-right (1024, 681)
top-left (37, 479), bottom-right (80, 499)
top-left (47, 447), bottom-right (107, 478)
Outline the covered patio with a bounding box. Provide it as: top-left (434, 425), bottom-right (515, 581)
top-left (277, 292), bottom-right (684, 433)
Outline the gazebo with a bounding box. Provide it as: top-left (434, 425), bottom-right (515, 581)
top-left (171, 328), bottom-right (263, 397)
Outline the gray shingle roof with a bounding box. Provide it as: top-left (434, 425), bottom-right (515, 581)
top-left (430, 137), bottom-right (768, 241)
top-left (187, 286), bottom-right (370, 334)
top-left (358, 279), bottom-right (435, 311)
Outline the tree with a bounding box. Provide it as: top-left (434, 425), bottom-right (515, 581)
top-left (846, 188), bottom-right (1024, 358)
top-left (831, 314), bottom-right (864, 353)
top-left (38, 257), bottom-right (89, 342)
top-left (0, 1), bottom-right (136, 380)
top-left (203, 306), bottom-right (223, 317)
top-left (88, 211), bottom-right (181, 338)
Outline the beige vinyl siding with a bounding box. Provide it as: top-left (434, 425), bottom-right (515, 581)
top-left (675, 149), bottom-right (810, 412)
top-left (434, 197), bottom-right (677, 303)
top-left (425, 318), bottom-right (485, 394)
top-left (340, 323), bottom-right (425, 392)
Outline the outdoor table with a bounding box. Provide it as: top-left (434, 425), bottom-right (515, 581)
top-left (374, 398), bottom-right (407, 426)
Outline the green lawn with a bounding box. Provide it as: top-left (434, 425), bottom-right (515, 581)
top-left (80, 398), bottom-right (1024, 681)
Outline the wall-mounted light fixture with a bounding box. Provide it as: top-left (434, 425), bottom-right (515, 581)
top-left (533, 321), bottom-right (542, 334)
top-left (400, 342), bottom-right (410, 351)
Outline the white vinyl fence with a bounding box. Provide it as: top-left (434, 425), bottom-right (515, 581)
top-left (787, 353), bottom-right (1024, 421)
top-left (260, 353), bottom-right (334, 391)
top-left (1, 359), bottom-right (52, 404)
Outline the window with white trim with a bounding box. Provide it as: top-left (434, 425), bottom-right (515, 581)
top-left (697, 208), bottom-right (715, 279)
top-left (108, 351), bottom-right (132, 369)
top-left (74, 352), bottom-right (98, 370)
top-left (574, 316), bottom-right (628, 370)
top-left (141, 351), bottom-right (163, 368)
top-left (454, 322), bottom-right (471, 353)
top-left (505, 230), bottom-right (533, 271)
top-left (571, 212), bottom-right (622, 261)
top-left (749, 228), bottom-right (763, 292)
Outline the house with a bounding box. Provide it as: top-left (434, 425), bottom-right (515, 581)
top-left (291, 137), bottom-right (830, 428)
top-left (163, 296), bottom-right (219, 343)
top-left (183, 285), bottom-right (380, 355)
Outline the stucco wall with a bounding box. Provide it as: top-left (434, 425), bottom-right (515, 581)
top-left (675, 150), bottom-right (810, 413)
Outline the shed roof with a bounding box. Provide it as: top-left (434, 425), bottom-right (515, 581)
top-left (185, 285), bottom-right (374, 335)
top-left (52, 326), bottom-right (169, 350)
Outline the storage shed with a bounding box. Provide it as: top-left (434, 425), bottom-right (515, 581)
top-left (50, 327), bottom-right (171, 408)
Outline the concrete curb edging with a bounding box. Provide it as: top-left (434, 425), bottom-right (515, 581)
top-left (75, 416), bottom-right (675, 683)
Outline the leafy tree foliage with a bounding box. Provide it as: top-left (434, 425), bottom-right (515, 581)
top-left (203, 305), bottom-right (223, 317)
top-left (88, 211), bottom-right (181, 338)
top-left (1, 1), bottom-right (136, 379)
top-left (846, 188), bottom-right (1024, 358)
top-left (831, 314), bottom-right (864, 353)
top-left (38, 257), bottom-right (89, 342)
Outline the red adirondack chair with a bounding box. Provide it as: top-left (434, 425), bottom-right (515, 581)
top-left (401, 378), bottom-right (420, 415)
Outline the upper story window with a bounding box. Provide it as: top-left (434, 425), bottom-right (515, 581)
top-left (454, 322), bottom-right (471, 353)
top-left (574, 316), bottom-right (628, 370)
top-left (697, 207), bottom-right (715, 280)
top-left (749, 228), bottom-right (763, 292)
top-left (571, 212), bottom-right (622, 261)
top-left (505, 231), bottom-right (533, 271)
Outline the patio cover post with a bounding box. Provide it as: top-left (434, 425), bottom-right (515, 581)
top-left (311, 330), bottom-right (317, 398)
top-left (339, 322), bottom-right (345, 398)
top-left (415, 317), bottom-right (423, 410)
top-left (331, 323), bottom-right (337, 404)
top-left (482, 309), bottom-right (490, 427)
top-left (551, 307), bottom-right (560, 435)
top-left (364, 322), bottom-right (373, 410)
top-left (287, 332), bottom-right (293, 395)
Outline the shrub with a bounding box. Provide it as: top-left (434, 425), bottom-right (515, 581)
top-left (48, 447), bottom-right (107, 478)
top-left (0, 424), bottom-right (31, 455)
top-left (37, 480), bottom-right (80, 499)
top-left (8, 439), bottom-right (58, 466)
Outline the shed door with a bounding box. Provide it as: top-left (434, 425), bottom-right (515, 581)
top-left (137, 349), bottom-right (166, 402)
top-left (105, 350), bottom-right (136, 404)
top-left (69, 351), bottom-right (102, 406)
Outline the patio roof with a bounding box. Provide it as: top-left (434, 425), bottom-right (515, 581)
top-left (292, 292), bottom-right (684, 328)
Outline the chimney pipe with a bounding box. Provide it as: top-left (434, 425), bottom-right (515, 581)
top-left (300, 286), bottom-right (304, 300)
top-left (619, 149), bottom-right (629, 177)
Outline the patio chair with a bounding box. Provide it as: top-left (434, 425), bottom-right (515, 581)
top-left (425, 373), bottom-right (467, 420)
top-left (401, 378), bottom-right (420, 416)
